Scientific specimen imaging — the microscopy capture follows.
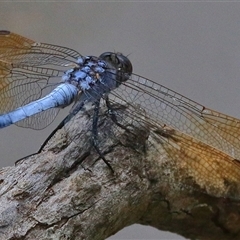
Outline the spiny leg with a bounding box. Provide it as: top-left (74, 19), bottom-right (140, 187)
top-left (38, 117), bottom-right (66, 153)
top-left (38, 101), bottom-right (86, 153)
top-left (15, 102), bottom-right (85, 165)
top-left (105, 97), bottom-right (131, 133)
top-left (92, 99), bottom-right (114, 173)
top-left (15, 114), bottom-right (71, 165)
top-left (16, 99), bottom-right (114, 173)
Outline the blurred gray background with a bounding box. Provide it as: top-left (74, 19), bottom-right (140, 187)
top-left (1, 2), bottom-right (240, 239)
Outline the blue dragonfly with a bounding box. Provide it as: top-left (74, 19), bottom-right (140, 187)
top-left (1, 31), bottom-right (240, 196)
top-left (0, 30), bottom-right (133, 171)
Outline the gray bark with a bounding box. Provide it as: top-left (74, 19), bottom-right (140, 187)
top-left (0, 104), bottom-right (240, 240)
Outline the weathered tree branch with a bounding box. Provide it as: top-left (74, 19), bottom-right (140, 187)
top-left (1, 104), bottom-right (240, 240)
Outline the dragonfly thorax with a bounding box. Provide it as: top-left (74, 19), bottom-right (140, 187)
top-left (62, 52), bottom-right (132, 93)
top-left (62, 56), bottom-right (107, 91)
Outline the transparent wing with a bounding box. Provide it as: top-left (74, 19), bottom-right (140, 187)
top-left (15, 108), bottom-right (60, 130)
top-left (0, 31), bottom-right (81, 129)
top-left (0, 31), bottom-right (81, 114)
top-left (160, 128), bottom-right (240, 198)
top-left (107, 73), bottom-right (240, 161)
top-left (0, 30), bottom-right (80, 65)
top-left (105, 102), bottom-right (240, 199)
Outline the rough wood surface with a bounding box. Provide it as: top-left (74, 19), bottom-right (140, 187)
top-left (1, 105), bottom-right (240, 240)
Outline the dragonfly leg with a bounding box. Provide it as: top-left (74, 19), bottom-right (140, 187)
top-left (38, 101), bottom-right (86, 153)
top-left (105, 97), bottom-right (131, 133)
top-left (38, 117), bottom-right (67, 153)
top-left (92, 99), bottom-right (114, 173)
top-left (15, 117), bottom-right (68, 165)
top-left (16, 100), bottom-right (114, 173)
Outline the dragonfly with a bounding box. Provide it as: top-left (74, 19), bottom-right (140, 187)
top-left (1, 30), bottom-right (240, 198)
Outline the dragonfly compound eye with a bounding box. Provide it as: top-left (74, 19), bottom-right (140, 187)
top-left (99, 52), bottom-right (133, 84)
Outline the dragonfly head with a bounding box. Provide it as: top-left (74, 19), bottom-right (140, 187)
top-left (99, 52), bottom-right (133, 86)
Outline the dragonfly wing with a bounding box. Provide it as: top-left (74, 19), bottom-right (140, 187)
top-left (102, 96), bottom-right (240, 198)
top-left (0, 31), bottom-right (81, 117)
top-left (0, 30), bottom-right (80, 64)
top-left (107, 73), bottom-right (240, 160)
top-left (153, 125), bottom-right (240, 199)
top-left (0, 30), bottom-right (34, 51)
top-left (15, 108), bottom-right (60, 130)
top-left (0, 59), bottom-right (62, 114)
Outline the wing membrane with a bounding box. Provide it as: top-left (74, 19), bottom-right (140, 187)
top-left (0, 31), bottom-right (80, 64)
top-left (16, 108), bottom-right (60, 130)
top-left (0, 31), bottom-right (81, 115)
top-left (100, 96), bottom-right (240, 198)
top-left (107, 73), bottom-right (240, 160)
